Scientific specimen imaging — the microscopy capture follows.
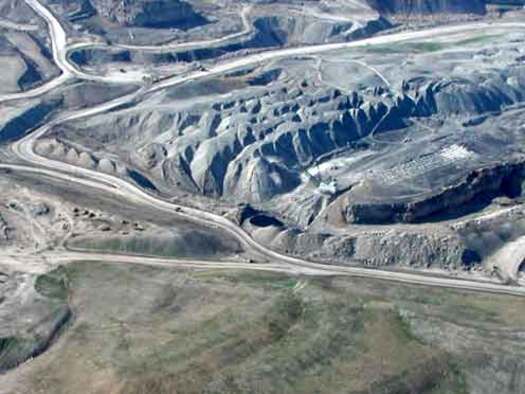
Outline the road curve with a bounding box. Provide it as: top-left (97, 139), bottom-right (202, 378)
top-left (0, 0), bottom-right (145, 103)
top-left (0, 0), bottom-right (74, 103)
top-left (68, 5), bottom-right (254, 53)
top-left (4, 162), bottom-right (525, 298)
top-left (0, 73), bottom-right (71, 103)
top-left (4, 0), bottom-right (525, 103)
top-left (5, 0), bottom-right (525, 297)
top-left (152, 21), bottom-right (525, 93)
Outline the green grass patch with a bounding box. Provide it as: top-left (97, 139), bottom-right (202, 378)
top-left (218, 270), bottom-right (300, 289)
top-left (453, 34), bottom-right (502, 47)
top-left (35, 266), bottom-right (69, 300)
top-left (0, 337), bottom-right (35, 371)
top-left (20, 262), bottom-right (525, 394)
top-left (266, 291), bottom-right (305, 340)
top-left (363, 41), bottom-right (445, 54)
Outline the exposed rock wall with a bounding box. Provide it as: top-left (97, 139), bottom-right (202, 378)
top-left (170, 86), bottom-right (404, 201)
top-left (56, 64), bottom-right (525, 208)
top-left (245, 216), bottom-right (467, 268)
top-left (345, 160), bottom-right (525, 224)
top-left (180, 67), bottom-right (525, 202)
top-left (366, 0), bottom-right (487, 15)
top-left (91, 0), bottom-right (208, 29)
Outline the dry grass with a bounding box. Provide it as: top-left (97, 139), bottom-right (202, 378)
top-left (4, 263), bottom-right (524, 393)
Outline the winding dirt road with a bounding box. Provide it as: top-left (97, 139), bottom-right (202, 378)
top-left (68, 5), bottom-right (254, 53)
top-left (3, 0), bottom-right (524, 102)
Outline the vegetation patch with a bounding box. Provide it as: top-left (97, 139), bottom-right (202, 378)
top-left (10, 262), bottom-right (525, 394)
top-left (453, 34), bottom-right (502, 46)
top-left (363, 41), bottom-right (445, 54)
top-left (35, 266), bottom-right (69, 301)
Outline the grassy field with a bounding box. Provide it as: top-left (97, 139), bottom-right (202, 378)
top-left (362, 41), bottom-right (445, 54)
top-left (5, 262), bottom-right (525, 394)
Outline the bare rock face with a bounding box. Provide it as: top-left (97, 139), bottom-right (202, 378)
top-left (366, 0), bottom-right (486, 15)
top-left (59, 60), bottom-right (525, 209)
top-left (344, 161), bottom-right (525, 224)
top-left (259, 223), bottom-right (466, 268)
top-left (162, 86), bottom-right (392, 202)
top-left (90, 0), bottom-right (208, 29)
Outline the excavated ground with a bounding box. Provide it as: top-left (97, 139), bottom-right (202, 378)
top-left (30, 20), bottom-right (525, 272)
